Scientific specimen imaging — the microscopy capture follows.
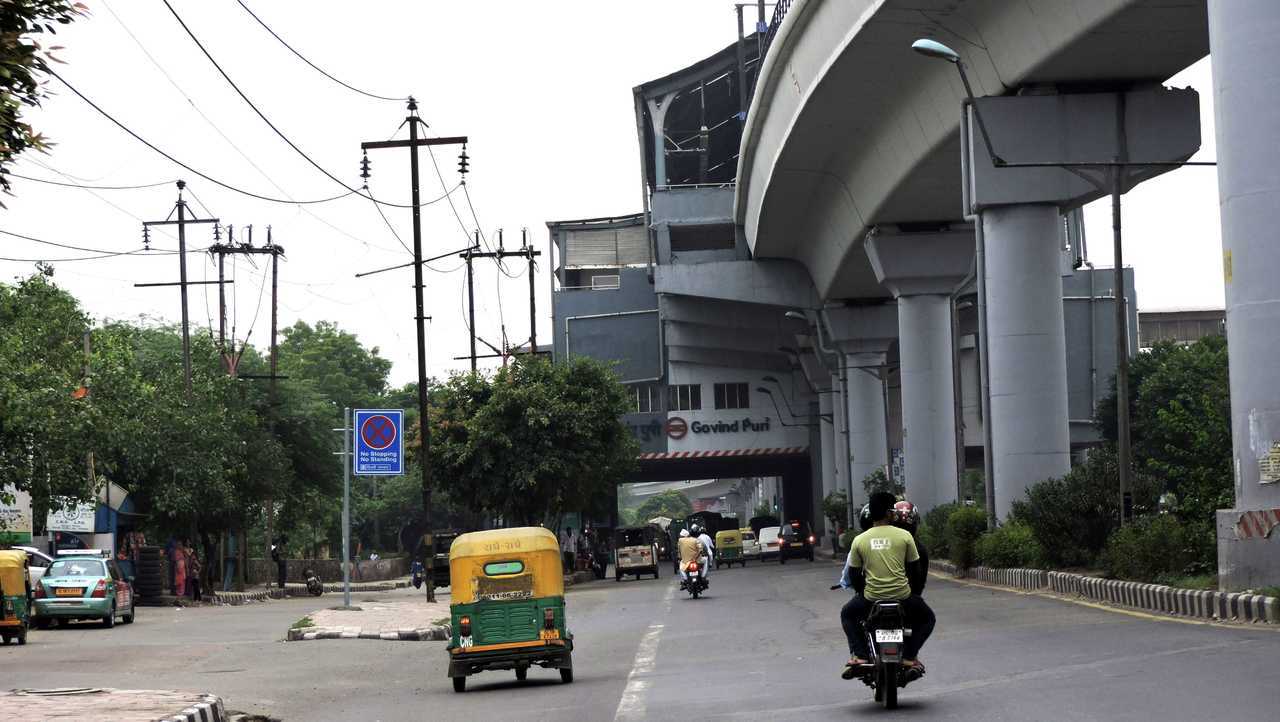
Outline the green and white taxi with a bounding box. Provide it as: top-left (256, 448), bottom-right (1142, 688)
top-left (32, 551), bottom-right (135, 628)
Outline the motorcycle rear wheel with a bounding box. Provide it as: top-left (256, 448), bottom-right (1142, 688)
top-left (880, 665), bottom-right (898, 709)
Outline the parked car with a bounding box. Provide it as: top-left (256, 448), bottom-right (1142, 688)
top-left (32, 551), bottom-right (135, 628)
top-left (740, 529), bottom-right (761, 560)
top-left (779, 520), bottom-right (816, 562)
top-left (759, 526), bottom-right (783, 562)
top-left (15, 545), bottom-right (52, 588)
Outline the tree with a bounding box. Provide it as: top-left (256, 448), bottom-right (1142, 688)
top-left (821, 490), bottom-right (849, 529)
top-left (426, 356), bottom-right (638, 526)
top-left (635, 490), bottom-right (693, 523)
top-left (276, 321), bottom-right (392, 411)
top-left (860, 468), bottom-right (903, 498)
top-left (0, 1), bottom-right (85, 195)
top-left (1096, 337), bottom-right (1232, 527)
top-left (0, 271), bottom-right (97, 519)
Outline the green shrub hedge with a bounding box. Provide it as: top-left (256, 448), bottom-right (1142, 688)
top-left (918, 502), bottom-right (960, 559)
top-left (1101, 514), bottom-right (1213, 582)
top-left (1012, 446), bottom-right (1159, 568)
top-left (945, 505), bottom-right (988, 569)
top-left (974, 520), bottom-right (1042, 569)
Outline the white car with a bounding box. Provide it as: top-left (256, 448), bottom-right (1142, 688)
top-left (758, 526), bottom-right (783, 561)
top-left (741, 530), bottom-right (761, 559)
top-left (16, 545), bottom-right (53, 587)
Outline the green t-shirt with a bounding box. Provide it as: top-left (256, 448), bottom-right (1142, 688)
top-left (848, 525), bottom-right (920, 601)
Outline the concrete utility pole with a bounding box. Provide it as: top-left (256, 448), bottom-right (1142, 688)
top-left (136, 181), bottom-right (220, 401)
top-left (361, 100), bottom-right (467, 603)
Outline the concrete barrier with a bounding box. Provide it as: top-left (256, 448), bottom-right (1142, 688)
top-left (929, 560), bottom-right (1278, 625)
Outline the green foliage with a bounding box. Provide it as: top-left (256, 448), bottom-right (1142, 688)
top-left (918, 502), bottom-right (960, 560)
top-left (839, 527), bottom-right (858, 550)
top-left (974, 521), bottom-right (1041, 569)
top-left (277, 321), bottom-right (392, 411)
top-left (0, 1), bottom-right (85, 196)
top-left (1012, 446), bottom-right (1160, 568)
top-left (753, 501), bottom-right (773, 518)
top-left (635, 490), bottom-right (693, 523)
top-left (1096, 337), bottom-right (1231, 538)
top-left (426, 356), bottom-right (638, 525)
top-left (944, 505), bottom-right (987, 569)
top-left (0, 272), bottom-right (98, 513)
top-left (821, 490), bottom-right (849, 529)
top-left (960, 469), bottom-right (985, 506)
top-left (1100, 514), bottom-right (1210, 582)
top-left (860, 467), bottom-right (903, 498)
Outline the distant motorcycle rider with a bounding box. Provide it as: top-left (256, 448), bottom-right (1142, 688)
top-left (677, 528), bottom-right (707, 588)
top-left (836, 492), bottom-right (936, 678)
top-left (693, 524), bottom-right (715, 581)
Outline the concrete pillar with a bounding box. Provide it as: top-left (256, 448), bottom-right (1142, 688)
top-left (982, 204), bottom-right (1071, 520)
top-left (817, 391), bottom-right (836, 535)
top-left (1209, 0), bottom-right (1280, 590)
top-left (865, 228), bottom-right (973, 514)
top-left (897, 294), bottom-right (959, 513)
top-left (846, 351), bottom-right (889, 512)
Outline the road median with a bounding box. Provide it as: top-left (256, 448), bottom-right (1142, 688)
top-left (930, 560), bottom-right (1280, 625)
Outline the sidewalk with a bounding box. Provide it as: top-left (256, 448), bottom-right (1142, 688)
top-left (0, 688), bottom-right (224, 722)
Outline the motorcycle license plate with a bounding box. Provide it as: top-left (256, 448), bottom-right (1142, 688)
top-left (875, 629), bottom-right (904, 644)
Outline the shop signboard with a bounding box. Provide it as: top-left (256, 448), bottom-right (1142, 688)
top-left (46, 498), bottom-right (96, 533)
top-left (0, 484), bottom-right (33, 544)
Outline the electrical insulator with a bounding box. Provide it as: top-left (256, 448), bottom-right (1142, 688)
top-left (213, 223), bottom-right (221, 243)
top-left (458, 145), bottom-right (470, 178)
top-left (360, 152), bottom-right (372, 181)
top-left (142, 226), bottom-right (151, 251)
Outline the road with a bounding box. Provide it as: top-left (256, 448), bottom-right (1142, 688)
top-left (4, 558), bottom-right (1279, 721)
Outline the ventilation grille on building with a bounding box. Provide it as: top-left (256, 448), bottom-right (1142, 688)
top-left (590, 274), bottom-right (621, 290)
top-left (564, 226), bottom-right (648, 267)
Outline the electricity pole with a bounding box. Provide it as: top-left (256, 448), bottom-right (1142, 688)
top-left (361, 99), bottom-right (467, 603)
top-left (463, 234), bottom-right (542, 367)
top-left (136, 180), bottom-right (220, 401)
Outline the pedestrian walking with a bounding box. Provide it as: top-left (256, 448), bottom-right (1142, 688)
top-left (173, 539), bottom-right (188, 598)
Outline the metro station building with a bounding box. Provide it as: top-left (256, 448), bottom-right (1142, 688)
top-left (550, 34), bottom-right (1134, 538)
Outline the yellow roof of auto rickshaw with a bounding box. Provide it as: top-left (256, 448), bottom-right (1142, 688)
top-left (449, 527), bottom-right (560, 560)
top-left (715, 529), bottom-right (741, 539)
top-left (0, 550), bottom-right (27, 589)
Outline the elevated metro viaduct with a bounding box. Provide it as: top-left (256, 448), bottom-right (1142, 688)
top-left (736, 0), bottom-right (1280, 589)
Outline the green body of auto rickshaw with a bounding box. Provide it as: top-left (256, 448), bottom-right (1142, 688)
top-left (0, 550), bottom-right (31, 645)
top-left (714, 529), bottom-right (745, 568)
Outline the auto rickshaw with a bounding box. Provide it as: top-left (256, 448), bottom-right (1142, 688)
top-left (0, 549), bottom-right (31, 645)
top-left (714, 529), bottom-right (745, 568)
top-left (446, 527), bottom-right (573, 692)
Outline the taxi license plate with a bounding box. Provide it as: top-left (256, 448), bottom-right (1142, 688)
top-left (875, 629), bottom-right (904, 644)
top-left (790, 542), bottom-right (803, 548)
top-left (54, 587), bottom-right (83, 597)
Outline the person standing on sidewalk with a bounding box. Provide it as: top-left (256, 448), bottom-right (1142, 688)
top-left (271, 534), bottom-right (288, 590)
top-left (185, 541), bottom-right (202, 602)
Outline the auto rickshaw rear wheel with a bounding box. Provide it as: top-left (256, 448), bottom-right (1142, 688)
top-left (452, 676), bottom-right (466, 693)
top-left (516, 667), bottom-right (528, 682)
top-left (560, 667), bottom-right (573, 683)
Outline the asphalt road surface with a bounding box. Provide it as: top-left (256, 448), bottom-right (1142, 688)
top-left (4, 558), bottom-right (1279, 721)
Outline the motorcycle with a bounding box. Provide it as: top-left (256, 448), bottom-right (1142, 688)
top-left (855, 600), bottom-right (923, 709)
top-left (411, 560), bottom-right (425, 590)
top-left (681, 560), bottom-right (708, 599)
top-left (303, 568), bottom-right (324, 597)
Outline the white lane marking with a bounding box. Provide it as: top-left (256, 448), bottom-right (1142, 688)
top-left (614, 585), bottom-right (675, 721)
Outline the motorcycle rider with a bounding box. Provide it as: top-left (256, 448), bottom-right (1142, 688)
top-left (693, 524), bottom-right (715, 582)
top-left (677, 528), bottom-right (706, 589)
top-left (892, 501), bottom-right (929, 596)
top-left (836, 491), bottom-right (936, 679)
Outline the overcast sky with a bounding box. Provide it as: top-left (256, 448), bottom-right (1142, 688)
top-left (1, 2), bottom-right (1223, 385)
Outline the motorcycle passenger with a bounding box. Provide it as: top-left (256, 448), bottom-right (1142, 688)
top-left (837, 492), bottom-right (936, 678)
top-left (677, 528), bottom-right (706, 588)
top-left (693, 524), bottom-right (715, 582)
top-left (892, 501), bottom-right (929, 595)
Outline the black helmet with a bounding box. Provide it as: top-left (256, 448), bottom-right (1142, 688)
top-left (858, 503), bottom-right (874, 532)
top-left (689, 523), bottom-right (702, 536)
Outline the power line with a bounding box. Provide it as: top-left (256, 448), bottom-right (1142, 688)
top-left (0, 248), bottom-right (152, 263)
top-left (233, 0), bottom-right (407, 102)
top-left (159, 0), bottom-right (430, 210)
top-left (48, 68), bottom-right (358, 206)
top-left (7, 172), bottom-right (176, 190)
top-left (0, 228), bottom-right (183, 255)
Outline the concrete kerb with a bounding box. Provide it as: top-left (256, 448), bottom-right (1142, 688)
top-left (213, 579), bottom-right (411, 606)
top-left (929, 560), bottom-right (1279, 626)
top-left (163, 694), bottom-right (227, 722)
top-left (287, 623), bottom-right (451, 642)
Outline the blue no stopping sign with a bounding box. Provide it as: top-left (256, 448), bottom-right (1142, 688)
top-left (354, 409), bottom-right (404, 476)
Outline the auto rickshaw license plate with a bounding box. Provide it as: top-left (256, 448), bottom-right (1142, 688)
top-left (55, 588), bottom-right (83, 597)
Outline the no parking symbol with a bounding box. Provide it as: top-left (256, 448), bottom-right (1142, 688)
top-left (354, 409), bottom-right (404, 476)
